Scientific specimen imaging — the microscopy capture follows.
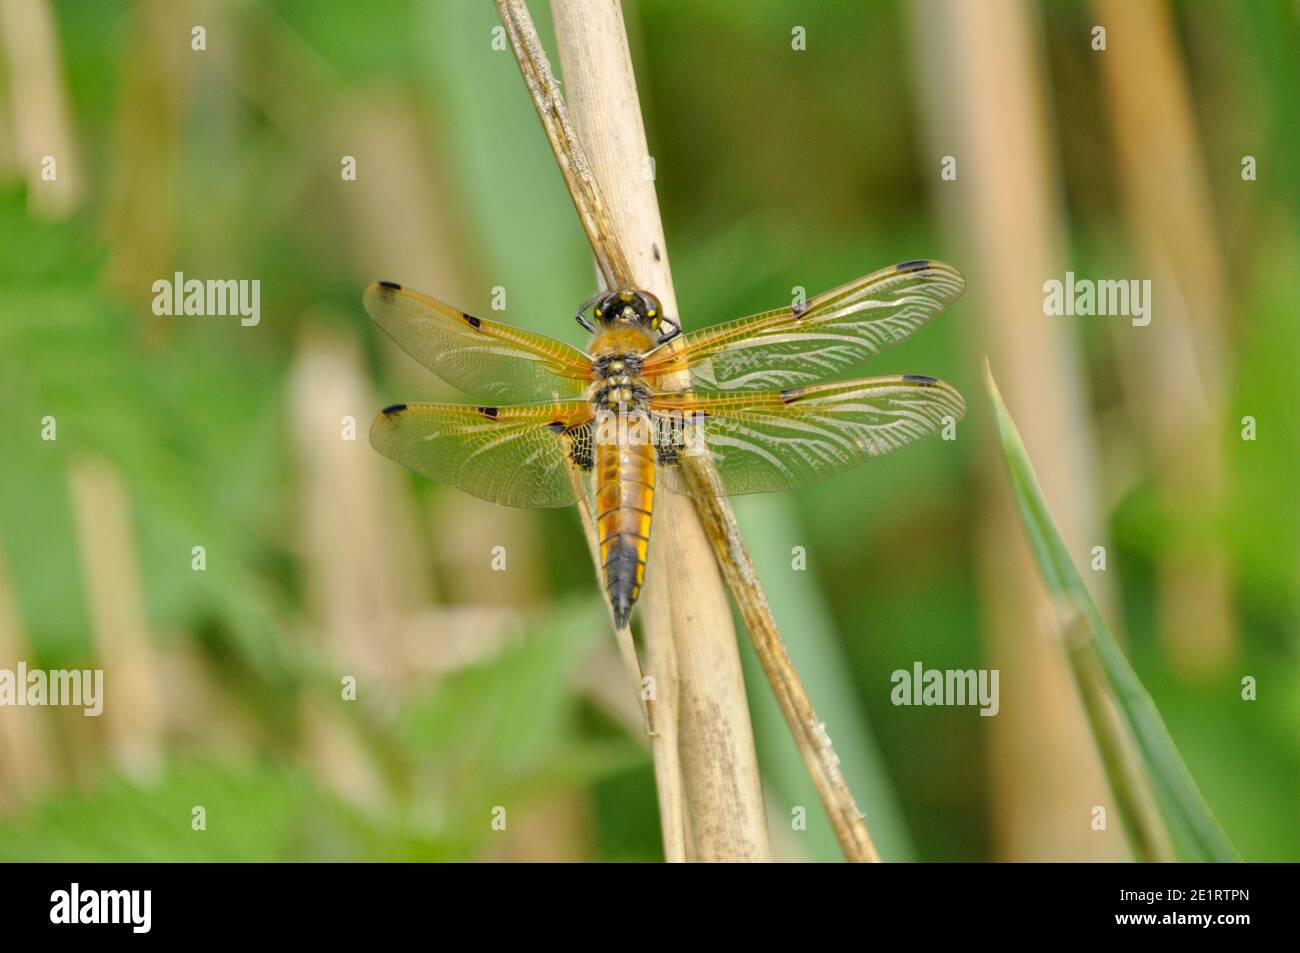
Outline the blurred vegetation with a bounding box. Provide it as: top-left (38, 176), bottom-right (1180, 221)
top-left (0, 0), bottom-right (1294, 861)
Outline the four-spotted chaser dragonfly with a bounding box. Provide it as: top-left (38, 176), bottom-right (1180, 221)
top-left (367, 259), bottom-right (965, 628)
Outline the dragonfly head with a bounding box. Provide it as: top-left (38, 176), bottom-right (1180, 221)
top-left (594, 289), bottom-right (662, 330)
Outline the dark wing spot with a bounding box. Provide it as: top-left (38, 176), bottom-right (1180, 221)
top-left (896, 259), bottom-right (930, 273)
top-left (378, 280), bottom-right (402, 290)
top-left (477, 406), bottom-right (499, 419)
top-left (779, 386), bottom-right (807, 403)
top-left (547, 420), bottom-right (566, 434)
top-left (567, 419), bottom-right (594, 470)
top-left (463, 313), bottom-right (482, 329)
top-left (381, 403), bottom-right (407, 416)
top-left (903, 374), bottom-right (938, 385)
top-left (652, 243), bottom-right (661, 262)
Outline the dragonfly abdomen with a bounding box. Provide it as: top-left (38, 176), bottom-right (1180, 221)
top-left (594, 428), bottom-right (655, 629)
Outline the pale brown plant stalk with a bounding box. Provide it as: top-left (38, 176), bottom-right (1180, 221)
top-left (1092, 0), bottom-right (1234, 679)
top-left (677, 463), bottom-right (879, 862)
top-left (67, 457), bottom-right (165, 779)
top-left (0, 0), bottom-right (82, 218)
top-left (494, 0), bottom-right (687, 860)
top-left (499, 0), bottom-right (879, 862)
top-left (498, 0), bottom-right (765, 862)
top-left (908, 0), bottom-right (1124, 860)
top-left (493, 0), bottom-right (634, 290)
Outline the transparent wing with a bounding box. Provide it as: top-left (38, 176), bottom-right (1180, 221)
top-left (370, 401), bottom-right (594, 508)
top-left (364, 281), bottom-right (593, 402)
top-left (651, 375), bottom-right (964, 496)
top-left (642, 260), bottom-right (964, 392)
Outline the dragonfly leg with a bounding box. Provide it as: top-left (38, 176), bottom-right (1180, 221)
top-left (574, 290), bottom-right (603, 333)
top-left (656, 317), bottom-right (682, 345)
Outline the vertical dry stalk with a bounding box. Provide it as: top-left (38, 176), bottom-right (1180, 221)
top-left (67, 457), bottom-right (165, 778)
top-left (290, 329), bottom-right (420, 689)
top-left (499, 0), bottom-right (770, 860)
top-left (547, 0), bottom-right (878, 862)
top-left (101, 0), bottom-right (182, 316)
top-left (908, 0), bottom-right (1124, 860)
top-left (1091, 0), bottom-right (1234, 678)
top-left (499, 0), bottom-right (882, 862)
top-left (0, 0), bottom-right (82, 218)
top-left (289, 328), bottom-right (413, 809)
top-left (550, 0), bottom-right (764, 861)
top-left (495, 0), bottom-right (693, 861)
top-left (493, 1), bottom-right (633, 290)
top-left (679, 463), bottom-right (879, 861)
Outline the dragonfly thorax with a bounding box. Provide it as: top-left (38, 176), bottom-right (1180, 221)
top-left (593, 352), bottom-right (644, 378)
top-left (590, 360), bottom-right (650, 413)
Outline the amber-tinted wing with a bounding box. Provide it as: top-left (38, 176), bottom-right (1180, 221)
top-left (651, 376), bottom-right (964, 496)
top-left (370, 400), bottom-right (594, 508)
top-left (364, 281), bottom-right (593, 402)
top-left (642, 260), bottom-right (964, 392)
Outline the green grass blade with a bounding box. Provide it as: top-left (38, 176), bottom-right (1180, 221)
top-left (985, 364), bottom-right (1239, 862)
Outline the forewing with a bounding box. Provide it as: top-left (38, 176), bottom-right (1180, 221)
top-left (642, 260), bottom-right (964, 392)
top-left (370, 401), bottom-right (593, 508)
top-left (652, 375), bottom-right (964, 496)
top-left (364, 281), bottom-right (593, 402)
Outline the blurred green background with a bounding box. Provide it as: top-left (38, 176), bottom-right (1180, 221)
top-left (0, 0), bottom-right (1294, 861)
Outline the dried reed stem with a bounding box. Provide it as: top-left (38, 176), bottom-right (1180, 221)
top-left (678, 462), bottom-right (879, 861)
top-left (501, 0), bottom-right (880, 863)
top-left (499, 0), bottom-right (691, 863)
top-left (909, 0), bottom-right (1124, 860)
top-left (67, 457), bottom-right (165, 778)
top-left (1092, 0), bottom-right (1234, 679)
top-left (500, 0), bottom-right (771, 860)
top-left (546, 0), bottom-right (876, 862)
top-left (494, 0), bottom-right (633, 290)
top-left (0, 0), bottom-right (82, 218)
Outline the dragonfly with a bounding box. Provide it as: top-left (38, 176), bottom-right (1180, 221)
top-left (366, 259), bottom-right (965, 629)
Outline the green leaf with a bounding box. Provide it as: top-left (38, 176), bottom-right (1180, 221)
top-left (0, 760), bottom-right (396, 862)
top-left (389, 601), bottom-right (645, 854)
top-left (985, 364), bottom-right (1239, 863)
